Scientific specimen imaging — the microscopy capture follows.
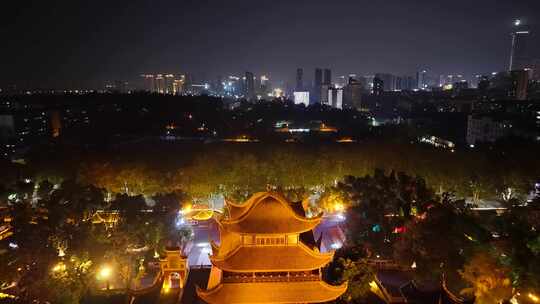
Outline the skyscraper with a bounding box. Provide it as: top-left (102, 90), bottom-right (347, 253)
top-left (328, 87), bottom-right (343, 109)
top-left (343, 77), bottom-right (363, 110)
top-left (375, 73), bottom-right (397, 91)
top-left (296, 68), bottom-right (303, 91)
top-left (165, 74), bottom-right (174, 94)
top-left (155, 74), bottom-right (165, 94)
top-left (319, 68), bottom-right (332, 105)
top-left (314, 68), bottom-right (323, 104)
top-left (323, 69), bottom-right (331, 85)
top-left (416, 70), bottom-right (428, 90)
top-left (245, 71), bottom-right (255, 101)
top-left (141, 74), bottom-right (155, 92)
top-left (510, 70), bottom-right (529, 100)
top-left (509, 19), bottom-right (531, 71)
top-left (373, 77), bottom-right (384, 96)
top-left (260, 75), bottom-right (270, 96)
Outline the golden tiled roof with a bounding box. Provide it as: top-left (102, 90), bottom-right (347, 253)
top-left (197, 280), bottom-right (348, 304)
top-left (221, 192), bottom-right (322, 234)
top-left (211, 243), bottom-right (334, 272)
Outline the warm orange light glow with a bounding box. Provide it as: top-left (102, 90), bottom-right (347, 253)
top-left (337, 137), bottom-right (355, 143)
top-left (0, 292), bottom-right (16, 299)
top-left (192, 210), bottom-right (214, 221)
top-left (181, 204), bottom-right (192, 214)
top-left (51, 262), bottom-right (66, 273)
top-left (163, 281), bottom-right (170, 293)
top-left (97, 265), bottom-right (112, 280)
top-left (529, 293), bottom-right (540, 303)
top-left (334, 202), bottom-right (345, 212)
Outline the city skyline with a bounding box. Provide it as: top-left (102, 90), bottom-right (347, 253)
top-left (1, 0), bottom-right (540, 89)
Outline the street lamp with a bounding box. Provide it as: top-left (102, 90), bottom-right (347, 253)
top-left (97, 265), bottom-right (112, 290)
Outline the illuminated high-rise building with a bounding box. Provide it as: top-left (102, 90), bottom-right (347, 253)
top-left (155, 74), bottom-right (165, 94)
top-left (141, 74), bottom-right (155, 92)
top-left (373, 77), bottom-right (384, 95)
top-left (509, 19), bottom-right (531, 71)
top-left (343, 77), bottom-right (364, 110)
top-left (416, 70), bottom-right (428, 90)
top-left (173, 77), bottom-right (184, 95)
top-left (316, 68), bottom-right (332, 105)
top-left (328, 87), bottom-right (343, 109)
top-left (165, 74), bottom-right (175, 94)
top-left (293, 91), bottom-right (310, 106)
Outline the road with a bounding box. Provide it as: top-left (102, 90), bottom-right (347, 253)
top-left (187, 220), bottom-right (219, 266)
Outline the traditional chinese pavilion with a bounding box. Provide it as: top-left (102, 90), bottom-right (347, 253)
top-left (196, 192), bottom-right (347, 303)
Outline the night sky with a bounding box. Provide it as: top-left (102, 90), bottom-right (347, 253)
top-left (2, 0), bottom-right (540, 89)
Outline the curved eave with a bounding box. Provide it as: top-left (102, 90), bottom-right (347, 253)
top-left (209, 244), bottom-right (334, 273)
top-left (222, 192), bottom-right (321, 225)
top-left (225, 192), bottom-right (269, 220)
top-left (197, 280), bottom-right (348, 304)
top-left (218, 216), bottom-right (321, 234)
top-left (210, 240), bottom-right (220, 256)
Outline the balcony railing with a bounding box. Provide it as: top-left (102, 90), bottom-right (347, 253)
top-left (223, 273), bottom-right (320, 283)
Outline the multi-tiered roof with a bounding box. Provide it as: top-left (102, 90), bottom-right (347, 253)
top-left (197, 192), bottom-right (347, 303)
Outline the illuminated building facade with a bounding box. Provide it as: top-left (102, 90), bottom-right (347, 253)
top-left (373, 77), bottom-right (384, 95)
top-left (416, 70), bottom-right (428, 90)
top-left (141, 74), bottom-right (155, 92)
top-left (328, 87), bottom-right (343, 109)
top-left (196, 192), bottom-right (347, 304)
top-left (160, 247), bottom-right (189, 291)
top-left (294, 91), bottom-right (310, 106)
top-left (343, 77), bottom-right (364, 110)
top-left (155, 74), bottom-right (165, 94)
top-left (165, 74), bottom-right (175, 94)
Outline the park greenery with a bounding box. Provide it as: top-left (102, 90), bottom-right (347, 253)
top-left (0, 142), bottom-right (539, 303)
top-left (3, 140), bottom-right (538, 203)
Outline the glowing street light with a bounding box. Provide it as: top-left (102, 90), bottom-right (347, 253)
top-left (97, 265), bottom-right (112, 290)
top-left (99, 266), bottom-right (111, 279)
top-left (514, 19), bottom-right (521, 26)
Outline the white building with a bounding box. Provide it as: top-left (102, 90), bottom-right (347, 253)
top-left (328, 88), bottom-right (343, 109)
top-left (293, 91), bottom-right (310, 106)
